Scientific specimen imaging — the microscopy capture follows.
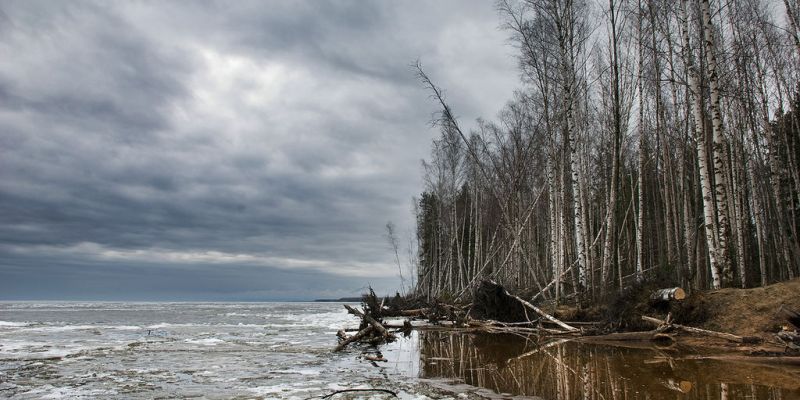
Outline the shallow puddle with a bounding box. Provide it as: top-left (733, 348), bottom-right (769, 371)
top-left (382, 330), bottom-right (800, 399)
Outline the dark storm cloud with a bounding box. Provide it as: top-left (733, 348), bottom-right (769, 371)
top-left (0, 0), bottom-right (517, 299)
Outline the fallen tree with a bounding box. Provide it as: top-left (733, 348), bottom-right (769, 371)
top-left (641, 315), bottom-right (761, 344)
top-left (471, 280), bottom-right (579, 332)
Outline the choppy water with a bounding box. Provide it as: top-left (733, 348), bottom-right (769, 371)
top-left (0, 302), bottom-right (430, 399)
top-left (2, 302), bottom-right (799, 399)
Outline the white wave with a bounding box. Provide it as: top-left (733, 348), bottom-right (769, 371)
top-left (146, 322), bottom-right (265, 329)
top-left (0, 345), bottom-right (78, 360)
top-left (0, 321), bottom-right (29, 327)
top-left (271, 309), bottom-right (359, 330)
top-left (146, 323), bottom-right (175, 329)
top-left (248, 383), bottom-right (320, 399)
top-left (106, 325), bottom-right (141, 330)
top-left (21, 384), bottom-right (117, 399)
top-left (273, 368), bottom-right (321, 375)
top-left (185, 338), bottom-right (225, 346)
top-left (24, 325), bottom-right (97, 332)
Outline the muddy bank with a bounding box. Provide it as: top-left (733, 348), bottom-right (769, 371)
top-left (579, 278), bottom-right (800, 356)
top-left (676, 278), bottom-right (800, 337)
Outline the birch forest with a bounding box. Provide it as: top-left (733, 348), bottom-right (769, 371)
top-left (413, 0), bottom-right (800, 303)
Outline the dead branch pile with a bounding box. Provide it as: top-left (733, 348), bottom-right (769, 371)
top-left (334, 281), bottom-right (581, 352)
top-left (334, 282), bottom-right (798, 363)
top-left (334, 303), bottom-right (397, 352)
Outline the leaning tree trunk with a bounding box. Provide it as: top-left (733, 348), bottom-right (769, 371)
top-left (783, 0), bottom-right (800, 58)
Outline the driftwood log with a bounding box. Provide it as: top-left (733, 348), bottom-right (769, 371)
top-left (398, 308), bottom-right (428, 317)
top-left (334, 326), bottom-right (374, 352)
top-left (511, 292), bottom-right (579, 332)
top-left (344, 304), bottom-right (396, 340)
top-left (584, 330), bottom-right (674, 343)
top-left (642, 315), bottom-right (761, 343)
top-left (321, 388), bottom-right (397, 399)
top-left (334, 304), bottom-right (398, 351)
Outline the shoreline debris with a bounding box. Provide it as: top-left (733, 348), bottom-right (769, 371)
top-left (333, 280), bottom-right (800, 363)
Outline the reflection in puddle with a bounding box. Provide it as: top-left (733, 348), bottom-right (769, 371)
top-left (407, 331), bottom-right (800, 399)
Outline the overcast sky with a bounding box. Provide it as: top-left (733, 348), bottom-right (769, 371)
top-left (0, 0), bottom-right (518, 300)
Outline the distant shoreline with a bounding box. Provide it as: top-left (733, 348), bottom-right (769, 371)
top-left (0, 299), bottom-right (361, 303)
top-left (313, 297), bottom-right (362, 303)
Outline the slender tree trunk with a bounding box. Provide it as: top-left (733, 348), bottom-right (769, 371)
top-left (558, 1), bottom-right (588, 292)
top-left (700, 0), bottom-right (733, 287)
top-left (635, 0), bottom-right (646, 282)
top-left (681, 0), bottom-right (722, 288)
top-left (602, 0), bottom-right (623, 294)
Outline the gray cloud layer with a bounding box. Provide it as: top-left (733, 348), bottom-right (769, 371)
top-left (0, 0), bottom-right (517, 300)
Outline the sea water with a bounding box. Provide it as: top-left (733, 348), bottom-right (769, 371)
top-left (0, 302), bottom-right (431, 399)
top-left (2, 302), bottom-right (799, 399)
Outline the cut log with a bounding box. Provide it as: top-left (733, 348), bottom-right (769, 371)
top-left (650, 287), bottom-right (686, 304)
top-left (660, 379), bottom-right (693, 394)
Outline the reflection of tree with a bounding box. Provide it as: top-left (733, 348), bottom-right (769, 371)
top-left (418, 331), bottom-right (800, 399)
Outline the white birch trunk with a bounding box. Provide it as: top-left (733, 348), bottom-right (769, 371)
top-left (700, 0), bottom-right (733, 287)
top-left (636, 0), bottom-right (645, 282)
top-left (680, 0), bottom-right (722, 289)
